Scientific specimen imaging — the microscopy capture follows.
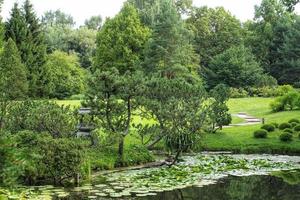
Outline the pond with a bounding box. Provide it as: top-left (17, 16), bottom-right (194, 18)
top-left (1, 153), bottom-right (300, 200)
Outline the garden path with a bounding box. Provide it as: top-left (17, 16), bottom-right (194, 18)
top-left (225, 112), bottom-right (262, 128)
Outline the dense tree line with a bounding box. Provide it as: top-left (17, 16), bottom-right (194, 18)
top-left (1, 0), bottom-right (299, 101)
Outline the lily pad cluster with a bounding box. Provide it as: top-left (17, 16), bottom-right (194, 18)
top-left (0, 154), bottom-right (299, 199)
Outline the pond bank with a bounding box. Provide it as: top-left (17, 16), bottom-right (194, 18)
top-left (2, 153), bottom-right (299, 200)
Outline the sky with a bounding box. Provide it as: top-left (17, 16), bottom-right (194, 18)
top-left (1, 0), bottom-right (300, 26)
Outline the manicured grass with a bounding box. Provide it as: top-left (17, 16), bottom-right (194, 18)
top-left (231, 116), bottom-right (245, 124)
top-left (201, 125), bottom-right (300, 154)
top-left (201, 97), bottom-right (300, 154)
top-left (228, 97), bottom-right (300, 123)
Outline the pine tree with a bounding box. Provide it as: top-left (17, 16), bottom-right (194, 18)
top-left (5, 1), bottom-right (48, 98)
top-left (142, 0), bottom-right (199, 79)
top-left (23, 0), bottom-right (47, 97)
top-left (0, 0), bottom-right (4, 49)
top-left (5, 3), bottom-right (27, 54)
top-left (0, 38), bottom-right (28, 100)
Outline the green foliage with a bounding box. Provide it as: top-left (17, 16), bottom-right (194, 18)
top-left (187, 6), bottom-right (243, 68)
top-left (141, 77), bottom-right (208, 162)
top-left (142, 0), bottom-right (198, 77)
top-left (271, 122), bottom-right (279, 128)
top-left (68, 27), bottom-right (98, 68)
top-left (69, 94), bottom-right (85, 100)
top-left (94, 3), bottom-right (150, 74)
top-left (277, 85), bottom-right (295, 95)
top-left (207, 45), bottom-right (266, 89)
top-left (89, 3), bottom-right (152, 165)
top-left (45, 51), bottom-right (87, 99)
top-left (0, 131), bottom-right (86, 186)
top-left (261, 124), bottom-right (276, 132)
top-left (123, 145), bottom-right (154, 166)
top-left (84, 15), bottom-right (102, 30)
top-left (281, 0), bottom-right (300, 11)
top-left (279, 122), bottom-right (292, 130)
top-left (5, 1), bottom-right (48, 98)
top-left (288, 118), bottom-right (300, 123)
top-left (254, 129), bottom-right (268, 138)
top-left (0, 38), bottom-right (28, 100)
top-left (229, 88), bottom-right (249, 98)
top-left (294, 125), bottom-right (300, 132)
top-left (279, 132), bottom-right (293, 142)
top-left (36, 136), bottom-right (86, 185)
top-left (283, 128), bottom-right (294, 133)
top-left (249, 85), bottom-right (294, 98)
top-left (86, 68), bottom-right (144, 165)
top-left (290, 122), bottom-right (298, 127)
top-left (0, 0), bottom-right (4, 49)
top-left (42, 10), bottom-right (75, 27)
top-left (209, 84), bottom-right (232, 132)
top-left (129, 0), bottom-right (192, 26)
top-left (272, 16), bottom-right (300, 85)
top-left (43, 15), bottom-right (97, 68)
top-left (4, 101), bottom-right (77, 138)
top-left (270, 96), bottom-right (286, 112)
top-left (270, 92), bottom-right (300, 112)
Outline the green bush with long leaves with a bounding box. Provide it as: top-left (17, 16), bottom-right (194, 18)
top-left (0, 131), bottom-right (87, 186)
top-left (4, 101), bottom-right (77, 138)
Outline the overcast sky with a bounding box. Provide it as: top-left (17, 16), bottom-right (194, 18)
top-left (2, 0), bottom-right (300, 26)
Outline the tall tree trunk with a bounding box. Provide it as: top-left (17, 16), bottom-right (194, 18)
top-left (118, 135), bottom-right (125, 166)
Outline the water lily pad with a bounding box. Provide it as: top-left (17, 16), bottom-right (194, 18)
top-left (110, 193), bottom-right (123, 198)
top-left (95, 192), bottom-right (108, 197)
top-left (94, 184), bottom-right (107, 188)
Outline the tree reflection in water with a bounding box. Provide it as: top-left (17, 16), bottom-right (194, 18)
top-left (137, 174), bottom-right (300, 200)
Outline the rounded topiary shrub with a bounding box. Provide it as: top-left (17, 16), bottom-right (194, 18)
top-left (294, 125), bottom-right (300, 132)
top-left (254, 129), bottom-right (268, 139)
top-left (290, 122), bottom-right (298, 127)
top-left (279, 132), bottom-right (293, 142)
top-left (283, 128), bottom-right (294, 134)
top-left (288, 119), bottom-right (300, 124)
top-left (279, 123), bottom-right (292, 130)
top-left (271, 122), bottom-right (279, 128)
top-left (261, 124), bottom-right (275, 132)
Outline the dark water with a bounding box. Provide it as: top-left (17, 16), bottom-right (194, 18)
top-left (135, 175), bottom-right (300, 200)
top-left (60, 171), bottom-right (300, 200)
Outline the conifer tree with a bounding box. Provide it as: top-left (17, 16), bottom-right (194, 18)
top-left (5, 3), bottom-right (27, 53)
top-left (0, 38), bottom-right (28, 100)
top-left (5, 0), bottom-right (48, 97)
top-left (23, 0), bottom-right (47, 97)
top-left (0, 0), bottom-right (4, 49)
top-left (142, 0), bottom-right (198, 79)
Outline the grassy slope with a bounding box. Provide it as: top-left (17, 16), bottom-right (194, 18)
top-left (202, 98), bottom-right (300, 154)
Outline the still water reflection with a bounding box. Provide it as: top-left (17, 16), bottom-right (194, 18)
top-left (135, 174), bottom-right (300, 200)
top-left (57, 170), bottom-right (300, 200)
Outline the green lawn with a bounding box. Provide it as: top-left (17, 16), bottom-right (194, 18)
top-left (201, 125), bottom-right (300, 154)
top-left (201, 97), bottom-right (300, 154)
top-left (228, 97), bottom-right (300, 124)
